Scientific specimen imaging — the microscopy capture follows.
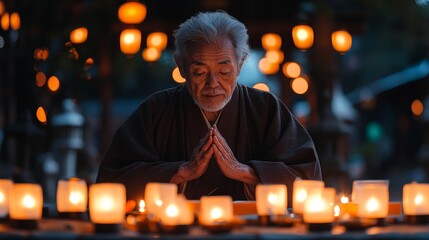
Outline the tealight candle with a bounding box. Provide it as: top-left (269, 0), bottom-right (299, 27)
top-left (353, 180), bottom-right (389, 219)
top-left (56, 178), bottom-right (88, 219)
top-left (144, 182), bottom-right (177, 220)
top-left (89, 183), bottom-right (126, 233)
top-left (256, 184), bottom-right (287, 217)
top-left (303, 187), bottom-right (336, 231)
top-left (0, 179), bottom-right (13, 218)
top-left (9, 183), bottom-right (43, 229)
top-left (199, 195), bottom-right (233, 231)
top-left (403, 182), bottom-right (429, 224)
top-left (159, 194), bottom-right (194, 233)
top-left (292, 179), bottom-right (325, 215)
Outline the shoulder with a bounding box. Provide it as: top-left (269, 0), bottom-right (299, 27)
top-left (139, 85), bottom-right (186, 109)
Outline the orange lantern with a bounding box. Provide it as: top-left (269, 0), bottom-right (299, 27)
top-left (353, 180), bottom-right (389, 219)
top-left (331, 30), bottom-right (352, 54)
top-left (70, 27), bottom-right (88, 44)
top-left (261, 33), bottom-right (282, 50)
top-left (159, 194), bottom-right (194, 227)
top-left (292, 179), bottom-right (324, 215)
top-left (147, 32), bottom-right (168, 50)
top-left (144, 182), bottom-right (177, 220)
top-left (120, 28), bottom-right (141, 55)
top-left (118, 1), bottom-right (147, 24)
top-left (9, 183), bottom-right (43, 221)
top-left (0, 179), bottom-right (13, 218)
top-left (89, 183), bottom-right (126, 232)
top-left (56, 178), bottom-right (88, 218)
top-left (292, 24), bottom-right (314, 50)
top-left (403, 182), bottom-right (429, 224)
top-left (256, 184), bottom-right (287, 216)
top-left (199, 196), bottom-right (233, 226)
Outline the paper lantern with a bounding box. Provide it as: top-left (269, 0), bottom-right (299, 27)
top-left (9, 183), bottom-right (43, 220)
top-left (199, 196), bottom-right (233, 226)
top-left (353, 180), bottom-right (389, 219)
top-left (56, 178), bottom-right (88, 214)
top-left (331, 30), bottom-right (352, 54)
top-left (89, 183), bottom-right (126, 225)
top-left (144, 182), bottom-right (177, 219)
top-left (292, 25), bottom-right (314, 50)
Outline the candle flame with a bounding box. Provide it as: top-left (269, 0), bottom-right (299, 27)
top-left (414, 194), bottom-right (424, 205)
top-left (100, 196), bottom-right (114, 211)
top-left (165, 204), bottom-right (179, 218)
top-left (155, 199), bottom-right (163, 207)
top-left (365, 197), bottom-right (380, 212)
top-left (69, 191), bottom-right (83, 205)
top-left (22, 194), bottom-right (36, 208)
top-left (334, 205), bottom-right (340, 217)
top-left (341, 196), bottom-right (349, 204)
top-left (210, 207), bottom-right (223, 220)
top-left (139, 199), bottom-right (145, 213)
top-left (267, 193), bottom-right (279, 205)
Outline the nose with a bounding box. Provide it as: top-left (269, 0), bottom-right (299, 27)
top-left (206, 72), bottom-right (220, 88)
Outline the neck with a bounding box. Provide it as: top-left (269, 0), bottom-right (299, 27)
top-left (203, 110), bottom-right (220, 123)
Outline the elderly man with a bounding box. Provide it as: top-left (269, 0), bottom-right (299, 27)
top-left (96, 10), bottom-right (322, 204)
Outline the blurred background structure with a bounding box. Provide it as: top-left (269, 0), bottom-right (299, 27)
top-left (0, 0), bottom-right (428, 203)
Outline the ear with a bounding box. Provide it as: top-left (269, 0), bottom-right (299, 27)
top-left (236, 56), bottom-right (247, 76)
top-left (174, 55), bottom-right (186, 79)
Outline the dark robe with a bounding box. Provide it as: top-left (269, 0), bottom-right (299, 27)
top-left (96, 84), bottom-right (322, 205)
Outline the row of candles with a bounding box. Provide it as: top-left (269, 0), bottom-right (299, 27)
top-left (0, 178), bottom-right (428, 233)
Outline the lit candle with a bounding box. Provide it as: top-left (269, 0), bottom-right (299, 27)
top-left (256, 184), bottom-right (287, 216)
top-left (303, 187), bottom-right (336, 224)
top-left (144, 182), bottom-right (177, 220)
top-left (353, 180), bottom-right (389, 219)
top-left (0, 179), bottom-right (13, 218)
top-left (292, 179), bottom-right (324, 215)
top-left (403, 182), bottom-right (429, 224)
top-left (159, 194), bottom-right (194, 233)
top-left (9, 183), bottom-right (43, 229)
top-left (89, 183), bottom-right (126, 232)
top-left (56, 178), bottom-right (88, 219)
top-left (199, 196), bottom-right (233, 226)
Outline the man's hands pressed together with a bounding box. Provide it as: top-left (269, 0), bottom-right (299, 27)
top-left (171, 126), bottom-right (259, 185)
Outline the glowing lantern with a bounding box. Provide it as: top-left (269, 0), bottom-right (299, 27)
top-left (353, 180), bottom-right (389, 219)
top-left (70, 27), bottom-right (88, 44)
top-left (120, 29), bottom-right (141, 55)
top-left (303, 187), bottom-right (336, 224)
top-left (144, 182), bottom-right (177, 219)
top-left (147, 32), bottom-right (168, 50)
top-left (160, 194), bottom-right (194, 226)
top-left (256, 184), bottom-right (287, 216)
top-left (142, 47), bottom-right (161, 62)
top-left (9, 183), bottom-right (43, 220)
top-left (261, 33), bottom-right (282, 50)
top-left (282, 62), bottom-right (301, 78)
top-left (291, 77), bottom-right (309, 95)
top-left (10, 12), bottom-right (20, 30)
top-left (331, 30), bottom-right (352, 54)
top-left (403, 182), bottom-right (429, 219)
top-left (292, 179), bottom-right (324, 215)
top-left (56, 178), bottom-right (88, 214)
top-left (36, 106), bottom-right (47, 124)
top-left (118, 1), bottom-right (147, 24)
top-left (1, 12), bottom-right (9, 31)
top-left (89, 183), bottom-right (126, 226)
top-left (253, 83), bottom-right (270, 92)
top-left (172, 67), bottom-right (186, 83)
top-left (292, 24), bottom-right (314, 50)
top-left (199, 196), bottom-right (233, 226)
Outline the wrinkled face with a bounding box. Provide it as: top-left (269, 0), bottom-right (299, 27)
top-left (176, 38), bottom-right (243, 112)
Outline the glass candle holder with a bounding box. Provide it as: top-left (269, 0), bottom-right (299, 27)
top-left (56, 178), bottom-right (88, 220)
top-left (9, 183), bottom-right (43, 229)
top-left (89, 183), bottom-right (126, 233)
top-left (353, 180), bottom-right (389, 219)
top-left (144, 182), bottom-right (177, 220)
top-left (0, 179), bottom-right (13, 219)
top-left (403, 182), bottom-right (429, 224)
top-left (199, 195), bottom-right (234, 232)
top-left (159, 194), bottom-right (194, 233)
top-left (292, 179), bottom-right (324, 215)
top-left (256, 184), bottom-right (287, 216)
top-left (303, 187), bottom-right (336, 231)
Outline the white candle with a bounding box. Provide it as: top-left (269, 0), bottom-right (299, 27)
top-left (354, 180), bottom-right (389, 218)
top-left (303, 187), bottom-right (336, 223)
top-left (56, 178), bottom-right (88, 213)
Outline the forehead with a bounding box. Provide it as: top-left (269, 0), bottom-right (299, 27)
top-left (185, 38), bottom-right (236, 62)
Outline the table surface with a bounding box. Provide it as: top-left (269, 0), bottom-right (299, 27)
top-left (1, 217), bottom-right (429, 240)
